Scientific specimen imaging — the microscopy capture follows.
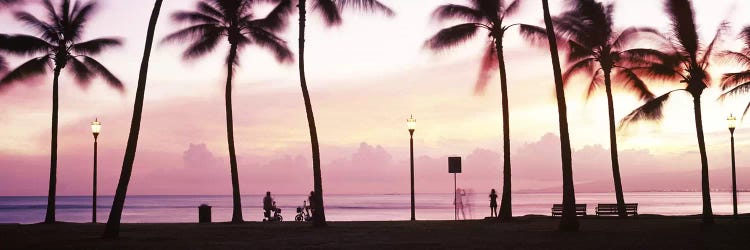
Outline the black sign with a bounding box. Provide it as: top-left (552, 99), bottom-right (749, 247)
top-left (448, 157), bottom-right (461, 173)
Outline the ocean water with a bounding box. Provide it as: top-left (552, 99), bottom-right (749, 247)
top-left (0, 192), bottom-right (747, 224)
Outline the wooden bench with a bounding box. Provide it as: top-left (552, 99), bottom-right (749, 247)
top-left (595, 203), bottom-right (638, 216)
top-left (551, 204), bottom-right (587, 216)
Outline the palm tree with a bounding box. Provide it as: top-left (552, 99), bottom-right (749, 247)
top-left (619, 0), bottom-right (727, 226)
top-left (424, 0), bottom-right (544, 221)
top-left (0, 0), bottom-right (123, 224)
top-left (102, 0), bottom-right (163, 239)
top-left (162, 0), bottom-right (293, 223)
top-left (541, 0), bottom-right (578, 231)
top-left (553, 0), bottom-right (659, 217)
top-left (262, 0), bottom-right (393, 227)
top-left (719, 26), bottom-right (750, 115)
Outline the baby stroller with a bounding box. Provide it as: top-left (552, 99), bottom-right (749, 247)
top-left (263, 201), bottom-right (283, 222)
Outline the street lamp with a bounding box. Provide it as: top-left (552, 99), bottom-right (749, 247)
top-left (407, 115), bottom-right (416, 221)
top-left (90, 118), bottom-right (101, 223)
top-left (727, 114), bottom-right (738, 217)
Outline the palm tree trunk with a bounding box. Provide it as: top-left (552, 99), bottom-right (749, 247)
top-left (602, 70), bottom-right (626, 218)
top-left (103, 0), bottom-right (163, 238)
top-left (494, 39), bottom-right (512, 222)
top-left (692, 95), bottom-right (713, 225)
top-left (542, 0), bottom-right (578, 232)
top-left (298, 0), bottom-right (327, 227)
top-left (226, 43), bottom-right (243, 223)
top-left (44, 67), bottom-right (61, 224)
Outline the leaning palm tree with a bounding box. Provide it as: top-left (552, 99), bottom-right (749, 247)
top-left (425, 0), bottom-right (544, 221)
top-left (162, 0), bottom-right (293, 223)
top-left (619, 0), bottom-right (727, 226)
top-left (541, 0), bottom-right (578, 231)
top-left (263, 0), bottom-right (393, 227)
top-left (0, 0), bottom-right (122, 224)
top-left (718, 26), bottom-right (750, 116)
top-left (103, 0), bottom-right (163, 239)
top-left (554, 0), bottom-right (659, 217)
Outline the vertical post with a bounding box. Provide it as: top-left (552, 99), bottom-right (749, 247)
top-left (731, 131), bottom-right (737, 217)
top-left (93, 136), bottom-right (98, 223)
top-left (454, 173), bottom-right (457, 220)
top-left (410, 133), bottom-right (415, 221)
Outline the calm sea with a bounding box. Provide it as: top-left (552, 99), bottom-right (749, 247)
top-left (0, 192), bottom-right (747, 224)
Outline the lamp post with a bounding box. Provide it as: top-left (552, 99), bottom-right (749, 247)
top-left (727, 114), bottom-right (738, 217)
top-left (407, 115), bottom-right (416, 221)
top-left (90, 118), bottom-right (101, 223)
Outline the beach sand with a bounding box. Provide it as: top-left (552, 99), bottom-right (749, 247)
top-left (1, 215), bottom-right (748, 249)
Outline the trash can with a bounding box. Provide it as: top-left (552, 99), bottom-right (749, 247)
top-left (199, 204), bottom-right (211, 223)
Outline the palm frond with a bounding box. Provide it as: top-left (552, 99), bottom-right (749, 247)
top-left (474, 42), bottom-right (497, 95)
top-left (717, 51), bottom-right (750, 68)
top-left (67, 57), bottom-right (93, 86)
top-left (584, 70), bottom-right (603, 100)
top-left (68, 1), bottom-right (97, 41)
top-left (424, 23), bottom-right (480, 52)
top-left (173, 11), bottom-right (222, 25)
top-left (162, 24), bottom-right (223, 44)
top-left (40, 0), bottom-right (61, 25)
top-left (248, 28), bottom-right (294, 64)
top-left (0, 55), bottom-right (50, 86)
top-left (562, 57), bottom-right (596, 87)
top-left (502, 0), bottom-right (522, 18)
top-left (72, 38), bottom-right (122, 56)
top-left (720, 71), bottom-right (750, 91)
top-left (1, 34), bottom-right (53, 56)
top-left (619, 90), bottom-right (683, 129)
top-left (518, 24), bottom-right (550, 47)
top-left (249, 0), bottom-right (293, 32)
top-left (614, 67), bottom-right (655, 101)
top-left (719, 81), bottom-right (750, 100)
top-left (197, 1), bottom-right (224, 20)
top-left (0, 56), bottom-right (7, 73)
top-left (181, 29), bottom-right (223, 60)
top-left (432, 4), bottom-right (483, 23)
top-left (82, 56), bottom-right (123, 90)
top-left (611, 27), bottom-right (662, 49)
top-left (312, 0), bottom-right (342, 26)
top-left (565, 40), bottom-right (594, 63)
top-left (700, 21), bottom-right (729, 66)
top-left (13, 11), bottom-right (58, 42)
top-left (334, 0), bottom-right (395, 16)
top-left (665, 0), bottom-right (698, 59)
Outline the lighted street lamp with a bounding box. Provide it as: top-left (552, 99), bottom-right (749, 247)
top-left (407, 115), bottom-right (416, 221)
top-left (727, 114), bottom-right (738, 216)
top-left (91, 118), bottom-right (101, 223)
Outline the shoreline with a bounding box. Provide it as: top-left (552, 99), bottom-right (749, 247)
top-left (2, 215), bottom-right (748, 249)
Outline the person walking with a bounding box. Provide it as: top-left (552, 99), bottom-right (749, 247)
top-left (489, 189), bottom-right (498, 218)
top-left (263, 191), bottom-right (274, 220)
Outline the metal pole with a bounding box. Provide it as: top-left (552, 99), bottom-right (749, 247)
top-left (454, 173), bottom-right (457, 220)
top-left (731, 131), bottom-right (737, 216)
top-left (410, 133), bottom-right (415, 221)
top-left (93, 136), bottom-right (98, 223)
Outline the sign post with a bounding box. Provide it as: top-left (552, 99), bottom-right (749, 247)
top-left (448, 157), bottom-right (461, 220)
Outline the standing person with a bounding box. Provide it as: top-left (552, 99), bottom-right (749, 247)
top-left (263, 191), bottom-right (274, 220)
top-left (489, 189), bottom-right (498, 218)
top-left (306, 191), bottom-right (315, 218)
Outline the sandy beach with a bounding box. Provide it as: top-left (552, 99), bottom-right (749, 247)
top-left (1, 215), bottom-right (748, 249)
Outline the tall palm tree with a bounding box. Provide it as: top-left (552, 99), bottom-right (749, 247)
top-left (619, 0), bottom-right (727, 226)
top-left (424, 0), bottom-right (544, 221)
top-left (0, 0), bottom-right (122, 224)
top-left (553, 0), bottom-right (659, 217)
top-left (103, 0), bottom-right (163, 239)
top-left (263, 0), bottom-right (393, 227)
top-left (163, 0), bottom-right (293, 223)
top-left (718, 26), bottom-right (750, 115)
top-left (541, 0), bottom-right (578, 231)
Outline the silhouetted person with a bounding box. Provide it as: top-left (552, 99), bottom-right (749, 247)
top-left (454, 188), bottom-right (467, 220)
top-left (306, 191), bottom-right (315, 218)
top-left (263, 191), bottom-right (274, 219)
top-left (489, 189), bottom-right (498, 217)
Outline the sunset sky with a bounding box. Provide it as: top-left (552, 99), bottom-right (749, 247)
top-left (1, 0), bottom-right (749, 196)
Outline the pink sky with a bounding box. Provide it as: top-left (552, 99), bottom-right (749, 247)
top-left (1, 0), bottom-right (749, 196)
